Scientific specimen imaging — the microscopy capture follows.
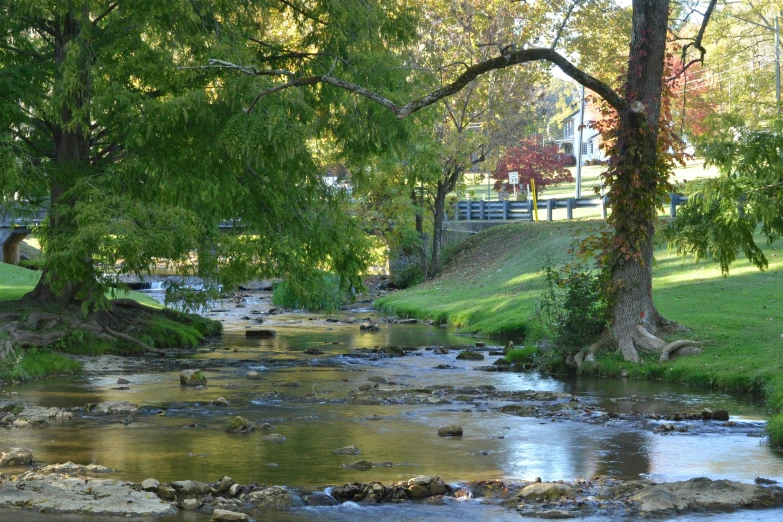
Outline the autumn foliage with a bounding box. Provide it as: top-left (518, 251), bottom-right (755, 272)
top-left (492, 136), bottom-right (573, 196)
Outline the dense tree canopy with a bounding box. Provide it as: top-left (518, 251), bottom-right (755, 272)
top-left (0, 0), bottom-right (420, 308)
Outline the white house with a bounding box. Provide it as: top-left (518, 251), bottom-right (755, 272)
top-left (554, 103), bottom-right (607, 165)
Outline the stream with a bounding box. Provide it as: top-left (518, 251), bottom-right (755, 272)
top-left (3, 288), bottom-right (783, 521)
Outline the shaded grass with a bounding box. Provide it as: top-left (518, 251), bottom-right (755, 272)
top-left (0, 262), bottom-right (162, 308)
top-left (377, 219), bottom-right (783, 444)
top-left (0, 349), bottom-right (81, 381)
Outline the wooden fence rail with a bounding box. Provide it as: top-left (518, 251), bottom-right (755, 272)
top-left (455, 194), bottom-right (689, 222)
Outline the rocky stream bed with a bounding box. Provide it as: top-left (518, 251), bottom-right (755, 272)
top-left (2, 287), bottom-right (783, 520)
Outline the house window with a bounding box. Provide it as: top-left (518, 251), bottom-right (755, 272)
top-left (588, 140), bottom-right (593, 155)
top-left (581, 143), bottom-right (588, 155)
top-left (564, 121), bottom-right (573, 138)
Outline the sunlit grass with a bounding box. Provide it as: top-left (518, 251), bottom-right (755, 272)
top-left (377, 220), bottom-right (783, 444)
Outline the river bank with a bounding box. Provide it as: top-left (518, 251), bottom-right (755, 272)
top-left (375, 221), bottom-right (783, 444)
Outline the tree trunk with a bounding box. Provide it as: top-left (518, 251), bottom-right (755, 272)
top-left (24, 9), bottom-right (94, 307)
top-left (429, 166), bottom-right (461, 277)
top-left (411, 189), bottom-right (429, 278)
top-left (609, 0), bottom-right (671, 361)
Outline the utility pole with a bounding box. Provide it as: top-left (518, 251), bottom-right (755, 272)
top-left (575, 84), bottom-right (585, 199)
top-left (776, 16), bottom-right (781, 114)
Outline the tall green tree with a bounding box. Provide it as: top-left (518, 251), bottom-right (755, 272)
top-left (228, 0), bottom-right (720, 362)
top-left (0, 1), bottom-right (419, 310)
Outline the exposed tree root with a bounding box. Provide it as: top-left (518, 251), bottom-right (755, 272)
top-left (573, 330), bottom-right (613, 368)
top-left (622, 323), bottom-right (708, 362)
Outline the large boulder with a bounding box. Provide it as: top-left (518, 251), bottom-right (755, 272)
top-left (180, 369), bottom-right (207, 386)
top-left (0, 448), bottom-right (32, 467)
top-left (631, 477), bottom-right (783, 515)
top-left (0, 472), bottom-right (177, 516)
top-left (248, 486), bottom-right (297, 509)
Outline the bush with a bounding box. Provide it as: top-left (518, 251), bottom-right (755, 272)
top-left (272, 273), bottom-right (352, 312)
top-left (536, 258), bottom-right (609, 354)
top-left (389, 253), bottom-right (424, 289)
top-left (562, 154), bottom-right (577, 167)
top-left (505, 346), bottom-right (540, 364)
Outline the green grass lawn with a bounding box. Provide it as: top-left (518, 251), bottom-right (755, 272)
top-left (376, 220), bottom-right (783, 444)
top-left (0, 262), bottom-right (162, 308)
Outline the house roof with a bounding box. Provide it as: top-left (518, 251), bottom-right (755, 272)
top-left (561, 109), bottom-right (580, 123)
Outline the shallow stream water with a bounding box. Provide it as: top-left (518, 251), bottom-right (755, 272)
top-left (4, 289), bottom-right (783, 521)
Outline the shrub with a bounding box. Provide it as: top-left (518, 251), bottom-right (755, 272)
top-left (536, 258), bottom-right (609, 354)
top-left (272, 272), bottom-right (352, 312)
top-left (505, 346), bottom-right (540, 364)
top-left (389, 253), bottom-right (424, 289)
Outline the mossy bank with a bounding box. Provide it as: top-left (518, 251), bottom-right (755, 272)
top-left (376, 221), bottom-right (783, 445)
top-left (0, 264), bottom-right (221, 382)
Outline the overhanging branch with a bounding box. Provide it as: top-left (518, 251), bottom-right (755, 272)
top-left (232, 47), bottom-right (627, 118)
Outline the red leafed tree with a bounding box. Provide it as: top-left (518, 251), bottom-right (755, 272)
top-left (492, 136), bottom-right (573, 196)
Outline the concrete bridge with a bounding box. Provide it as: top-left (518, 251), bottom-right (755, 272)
top-left (0, 215), bottom-right (39, 265)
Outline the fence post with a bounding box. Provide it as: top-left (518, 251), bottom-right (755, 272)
top-left (601, 196), bottom-right (608, 220)
top-left (480, 200), bottom-right (486, 220)
top-left (546, 199), bottom-right (555, 221)
top-left (669, 193), bottom-right (677, 218)
top-left (503, 199), bottom-right (509, 220)
top-left (566, 198), bottom-right (574, 221)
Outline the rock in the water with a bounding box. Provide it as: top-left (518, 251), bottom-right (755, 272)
top-left (437, 425), bottom-right (463, 437)
top-left (456, 350), bottom-right (484, 361)
top-left (433, 346), bottom-right (449, 354)
top-left (213, 397), bottom-right (229, 407)
top-left (517, 482), bottom-right (576, 501)
top-left (117, 378), bottom-right (130, 384)
top-left (333, 445), bottom-right (361, 455)
top-left (340, 460), bottom-right (373, 470)
top-left (258, 422), bottom-right (275, 430)
top-left (528, 509), bottom-right (580, 519)
top-left (711, 409), bottom-right (729, 421)
top-left (304, 348), bottom-right (324, 355)
top-left (304, 492), bottom-right (339, 506)
top-left (249, 486), bottom-right (296, 509)
top-left (382, 345), bottom-right (405, 357)
top-left (180, 369), bottom-right (207, 386)
top-left (262, 433), bottom-right (286, 443)
top-left (0, 448), bottom-right (32, 467)
top-left (216, 476), bottom-right (235, 493)
top-left (225, 416), bottom-right (255, 433)
top-left (181, 498), bottom-right (199, 510)
top-left (631, 477), bottom-right (783, 515)
top-left (171, 480), bottom-right (214, 498)
top-left (211, 509), bottom-right (251, 522)
top-left (279, 381), bottom-right (301, 387)
top-left (245, 329), bottom-right (277, 339)
top-left (0, 472), bottom-right (177, 516)
top-left (141, 478), bottom-right (160, 492)
top-left (37, 462), bottom-right (112, 474)
top-left (503, 341), bottom-right (515, 355)
top-left (156, 485), bottom-right (176, 500)
top-left (91, 401), bottom-right (138, 415)
top-left (246, 371), bottom-right (263, 380)
top-left (229, 483), bottom-right (243, 497)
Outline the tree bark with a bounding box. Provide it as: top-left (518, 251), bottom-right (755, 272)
top-left (411, 189), bottom-right (429, 278)
top-left (609, 0), bottom-right (671, 361)
top-left (24, 9), bottom-right (94, 307)
top-left (429, 166), bottom-right (461, 277)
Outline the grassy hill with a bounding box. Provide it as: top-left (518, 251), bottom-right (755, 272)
top-left (376, 220), bottom-right (783, 444)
